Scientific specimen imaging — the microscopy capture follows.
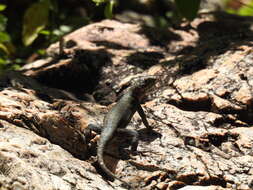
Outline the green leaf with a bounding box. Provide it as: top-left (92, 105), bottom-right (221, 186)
top-left (0, 32), bottom-right (10, 42)
top-left (59, 25), bottom-right (72, 33)
top-left (104, 0), bottom-right (115, 19)
top-left (225, 0), bottom-right (253, 16)
top-left (49, 0), bottom-right (58, 12)
top-left (175, 0), bottom-right (200, 21)
top-left (0, 4), bottom-right (6, 11)
top-left (22, 0), bottom-right (50, 46)
top-left (238, 1), bottom-right (253, 16)
top-left (92, 0), bottom-right (106, 6)
top-left (0, 14), bottom-right (7, 32)
top-left (39, 29), bottom-right (50, 35)
top-left (37, 49), bottom-right (46, 55)
top-left (10, 64), bottom-right (21, 70)
top-left (0, 43), bottom-right (9, 55)
top-left (52, 29), bottom-right (62, 36)
top-left (0, 58), bottom-right (6, 65)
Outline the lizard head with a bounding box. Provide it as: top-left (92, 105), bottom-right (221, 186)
top-left (131, 75), bottom-right (157, 100)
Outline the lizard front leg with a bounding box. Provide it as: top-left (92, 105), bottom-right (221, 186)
top-left (136, 103), bottom-right (162, 139)
top-left (136, 103), bottom-right (152, 130)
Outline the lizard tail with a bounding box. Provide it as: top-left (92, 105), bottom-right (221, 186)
top-left (97, 144), bottom-right (132, 189)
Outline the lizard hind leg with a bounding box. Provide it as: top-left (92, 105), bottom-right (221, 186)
top-left (117, 128), bottom-right (139, 155)
top-left (87, 123), bottom-right (102, 134)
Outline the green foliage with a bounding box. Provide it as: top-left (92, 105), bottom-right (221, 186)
top-left (0, 14), bottom-right (7, 31)
top-left (92, 0), bottom-right (116, 19)
top-left (0, 0), bottom-right (91, 73)
top-left (0, 4), bottom-right (6, 11)
top-left (0, 4), bottom-right (11, 55)
top-left (39, 25), bottom-right (73, 45)
top-left (22, 0), bottom-right (50, 46)
top-left (92, 0), bottom-right (107, 6)
top-left (53, 25), bottom-right (72, 36)
top-left (174, 0), bottom-right (201, 21)
top-left (23, 0), bottom-right (82, 47)
top-left (224, 0), bottom-right (253, 16)
top-left (104, 0), bottom-right (116, 19)
top-left (92, 0), bottom-right (201, 21)
top-left (0, 58), bottom-right (21, 75)
top-left (0, 3), bottom-right (19, 73)
top-left (6, 0), bottom-right (253, 75)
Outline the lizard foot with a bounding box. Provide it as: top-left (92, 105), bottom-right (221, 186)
top-left (147, 129), bottom-right (162, 138)
top-left (118, 149), bottom-right (132, 160)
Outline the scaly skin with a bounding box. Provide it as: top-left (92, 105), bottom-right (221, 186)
top-left (97, 76), bottom-right (156, 188)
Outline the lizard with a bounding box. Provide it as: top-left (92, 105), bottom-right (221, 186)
top-left (88, 75), bottom-right (157, 188)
